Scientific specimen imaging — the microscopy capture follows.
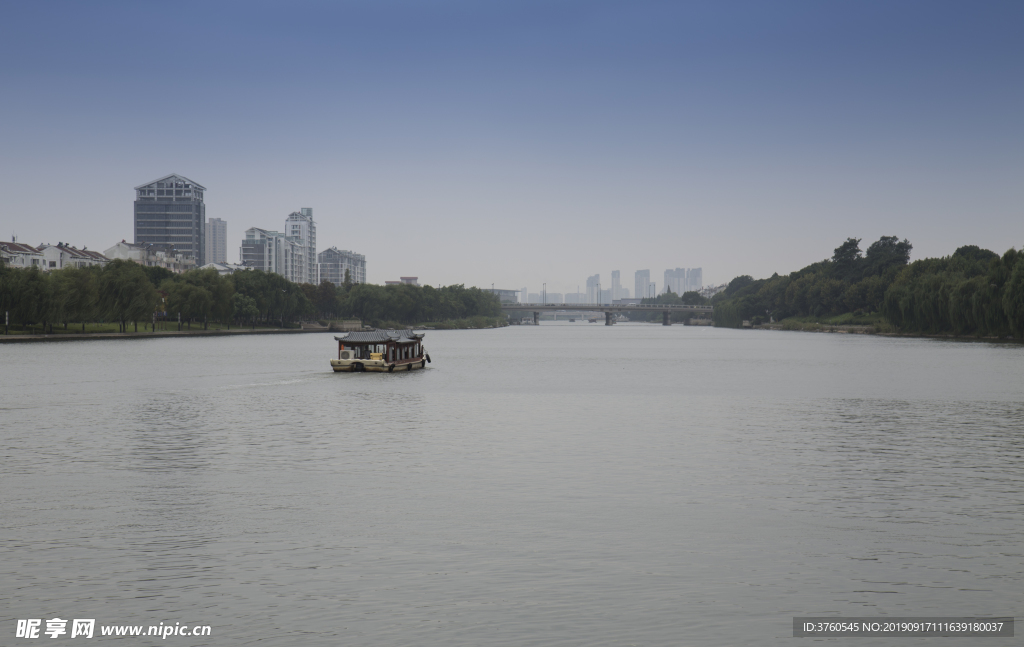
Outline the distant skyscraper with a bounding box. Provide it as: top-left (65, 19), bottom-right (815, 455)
top-left (134, 174), bottom-right (206, 265)
top-left (611, 270), bottom-right (621, 301)
top-left (635, 270), bottom-right (650, 302)
top-left (205, 217), bottom-right (227, 264)
top-left (664, 268), bottom-right (685, 294)
top-left (586, 274), bottom-right (600, 303)
top-left (521, 287), bottom-right (528, 303)
top-left (686, 267), bottom-right (703, 292)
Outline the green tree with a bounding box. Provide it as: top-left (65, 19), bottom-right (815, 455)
top-left (232, 293), bottom-right (259, 329)
top-left (97, 260), bottom-right (158, 332)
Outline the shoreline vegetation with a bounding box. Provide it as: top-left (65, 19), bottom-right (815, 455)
top-left (4, 236), bottom-right (1023, 343)
top-left (0, 260), bottom-right (507, 341)
top-left (706, 236), bottom-right (1024, 340)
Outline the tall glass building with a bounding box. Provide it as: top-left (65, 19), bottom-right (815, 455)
top-left (134, 174), bottom-right (206, 266)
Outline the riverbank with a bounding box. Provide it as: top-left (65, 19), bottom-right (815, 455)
top-left (0, 327), bottom-right (330, 344)
top-left (752, 321), bottom-right (1020, 342)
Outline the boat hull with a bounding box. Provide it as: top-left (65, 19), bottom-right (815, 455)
top-left (330, 358), bottom-right (427, 373)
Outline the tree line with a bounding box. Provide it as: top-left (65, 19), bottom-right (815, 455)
top-left (0, 261), bottom-right (503, 333)
top-left (710, 236), bottom-right (1024, 337)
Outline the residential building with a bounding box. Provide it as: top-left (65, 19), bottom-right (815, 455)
top-left (0, 240), bottom-right (44, 269)
top-left (134, 174), bottom-right (206, 266)
top-left (205, 218), bottom-right (227, 265)
top-left (385, 277), bottom-right (419, 286)
top-left (38, 243), bottom-right (110, 270)
top-left (528, 292), bottom-right (541, 303)
top-left (104, 240), bottom-right (196, 274)
top-left (240, 228), bottom-right (304, 283)
top-left (285, 210), bottom-right (317, 284)
top-left (318, 247), bottom-right (366, 286)
top-left (520, 287), bottom-right (528, 303)
top-left (634, 270), bottom-right (650, 302)
top-left (611, 270), bottom-right (621, 302)
top-left (586, 274), bottom-right (600, 303)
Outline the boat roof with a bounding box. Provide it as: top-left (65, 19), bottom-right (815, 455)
top-left (335, 329), bottom-right (424, 343)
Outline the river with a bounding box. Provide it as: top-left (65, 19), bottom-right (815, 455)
top-left (2, 323), bottom-right (1022, 645)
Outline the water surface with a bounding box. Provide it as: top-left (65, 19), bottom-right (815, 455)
top-left (2, 324), bottom-right (1022, 645)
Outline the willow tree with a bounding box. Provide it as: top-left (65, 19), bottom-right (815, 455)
top-left (97, 260), bottom-right (158, 332)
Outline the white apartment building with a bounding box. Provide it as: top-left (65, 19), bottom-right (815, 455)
top-left (239, 209), bottom-right (317, 284)
top-left (240, 228), bottom-right (306, 283)
top-left (285, 209), bottom-right (317, 284)
top-left (317, 246), bottom-right (366, 286)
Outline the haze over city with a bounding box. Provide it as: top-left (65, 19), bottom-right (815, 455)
top-left (1, 1), bottom-right (1020, 293)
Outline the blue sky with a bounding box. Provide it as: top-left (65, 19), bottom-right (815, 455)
top-left (1, 0), bottom-right (1021, 292)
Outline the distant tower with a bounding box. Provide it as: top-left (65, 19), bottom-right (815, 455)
top-left (611, 270), bottom-right (621, 302)
top-left (205, 217), bottom-right (227, 264)
top-left (586, 274), bottom-right (600, 303)
top-left (687, 267), bottom-right (703, 292)
top-left (521, 287), bottom-right (527, 303)
top-left (634, 269), bottom-right (650, 302)
top-left (134, 174), bottom-right (206, 265)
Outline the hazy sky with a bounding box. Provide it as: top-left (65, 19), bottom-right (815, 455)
top-left (1, 1), bottom-right (1021, 292)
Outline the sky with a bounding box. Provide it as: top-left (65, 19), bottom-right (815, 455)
top-left (1, 0), bottom-right (1021, 293)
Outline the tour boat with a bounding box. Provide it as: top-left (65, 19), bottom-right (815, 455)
top-left (330, 329), bottom-right (430, 372)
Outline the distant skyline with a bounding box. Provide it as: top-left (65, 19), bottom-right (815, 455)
top-left (1, 1), bottom-right (1021, 292)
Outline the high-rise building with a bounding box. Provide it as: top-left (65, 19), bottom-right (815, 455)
top-left (318, 247), bottom-right (366, 286)
top-left (285, 209), bottom-right (317, 284)
top-left (664, 268), bottom-right (685, 294)
top-left (134, 174), bottom-right (206, 265)
top-left (521, 287), bottom-right (528, 303)
top-left (611, 270), bottom-right (621, 302)
top-left (634, 270), bottom-right (650, 302)
top-left (240, 227), bottom-right (304, 283)
top-left (686, 267), bottom-right (703, 293)
top-left (586, 274), bottom-right (600, 303)
top-left (205, 218), bottom-right (227, 264)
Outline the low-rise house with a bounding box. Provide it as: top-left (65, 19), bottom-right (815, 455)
top-left (38, 243), bottom-right (110, 271)
top-left (0, 240), bottom-right (45, 269)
